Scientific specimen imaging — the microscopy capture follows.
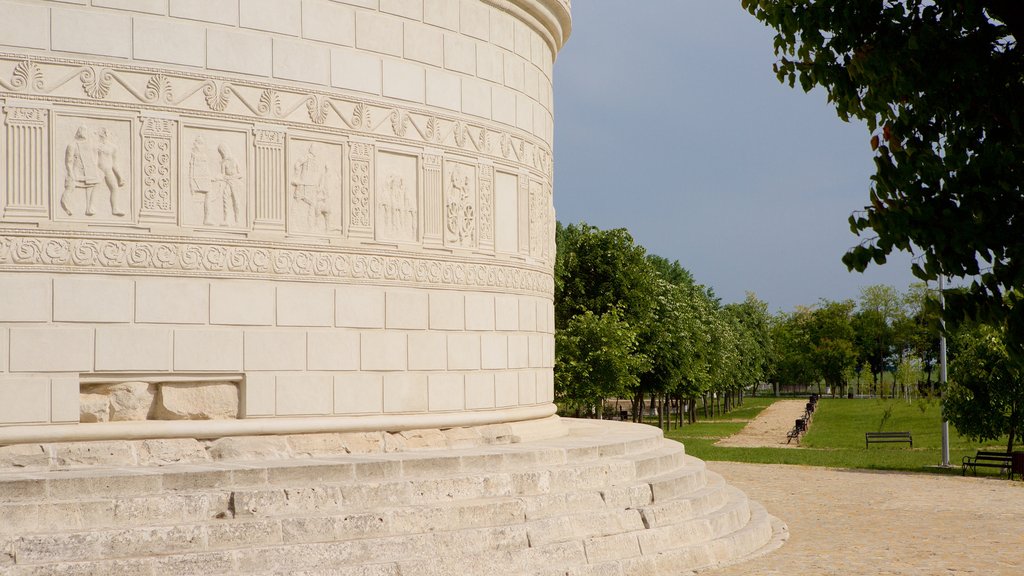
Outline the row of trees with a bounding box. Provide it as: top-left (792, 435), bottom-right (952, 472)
top-left (553, 222), bottom-right (772, 426)
top-left (554, 224), bottom-right (1021, 450)
top-left (771, 284), bottom-right (941, 399)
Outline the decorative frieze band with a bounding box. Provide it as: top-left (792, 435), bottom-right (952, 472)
top-left (0, 231), bottom-right (553, 296)
top-left (0, 55), bottom-right (552, 177)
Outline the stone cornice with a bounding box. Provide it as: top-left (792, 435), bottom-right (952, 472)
top-left (494, 0), bottom-right (572, 54)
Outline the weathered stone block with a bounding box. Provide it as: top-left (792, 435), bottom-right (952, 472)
top-left (156, 382), bottom-right (239, 420)
top-left (82, 382), bottom-right (156, 421)
top-left (207, 435), bottom-right (292, 461)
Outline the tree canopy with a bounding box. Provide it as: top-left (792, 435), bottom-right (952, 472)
top-left (741, 0), bottom-right (1024, 345)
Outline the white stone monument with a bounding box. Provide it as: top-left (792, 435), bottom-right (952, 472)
top-left (0, 0), bottom-right (565, 442)
top-left (0, 3), bottom-right (786, 573)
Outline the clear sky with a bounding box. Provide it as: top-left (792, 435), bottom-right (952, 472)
top-left (552, 1), bottom-right (917, 313)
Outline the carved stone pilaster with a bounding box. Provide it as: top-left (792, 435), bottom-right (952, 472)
top-left (348, 141), bottom-right (373, 238)
top-left (422, 153), bottom-right (442, 245)
top-left (138, 115), bottom-right (176, 224)
top-left (518, 173), bottom-right (530, 255)
top-left (529, 179), bottom-right (545, 260)
top-left (478, 165), bottom-right (494, 252)
top-left (3, 104), bottom-right (49, 220)
top-left (253, 126), bottom-right (286, 231)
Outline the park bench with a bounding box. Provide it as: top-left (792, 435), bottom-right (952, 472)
top-left (962, 451), bottom-right (1012, 477)
top-left (787, 418), bottom-right (807, 445)
top-left (864, 431), bottom-right (913, 448)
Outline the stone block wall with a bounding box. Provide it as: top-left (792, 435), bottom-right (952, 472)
top-left (0, 0), bottom-right (570, 434)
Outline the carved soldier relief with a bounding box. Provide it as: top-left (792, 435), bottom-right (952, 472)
top-left (288, 140), bottom-right (342, 236)
top-left (54, 116), bottom-right (132, 222)
top-left (181, 128), bottom-right (247, 228)
top-left (444, 161), bottom-right (476, 248)
top-left (375, 152), bottom-right (418, 243)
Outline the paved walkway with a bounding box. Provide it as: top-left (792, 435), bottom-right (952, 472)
top-left (703, 398), bottom-right (1024, 574)
top-left (714, 400), bottom-right (808, 448)
top-left (703, 462), bottom-right (1024, 575)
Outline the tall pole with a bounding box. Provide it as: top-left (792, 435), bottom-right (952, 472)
top-left (939, 276), bottom-right (951, 467)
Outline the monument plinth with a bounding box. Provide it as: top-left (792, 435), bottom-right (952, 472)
top-left (0, 0), bottom-right (568, 442)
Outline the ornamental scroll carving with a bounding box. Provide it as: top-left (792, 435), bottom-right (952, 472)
top-left (0, 232), bottom-right (553, 297)
top-left (445, 163), bottom-right (476, 248)
top-left (140, 117), bottom-right (174, 217)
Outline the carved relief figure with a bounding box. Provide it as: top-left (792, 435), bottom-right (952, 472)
top-left (217, 143), bottom-right (244, 226)
top-left (188, 136), bottom-right (214, 224)
top-left (95, 128), bottom-right (127, 216)
top-left (377, 174), bottom-right (417, 241)
top-left (446, 165), bottom-right (475, 246)
top-left (291, 144), bottom-right (331, 233)
top-left (60, 125), bottom-right (125, 217)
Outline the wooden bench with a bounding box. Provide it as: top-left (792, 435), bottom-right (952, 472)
top-left (962, 451), bottom-right (1012, 477)
top-left (865, 431), bottom-right (912, 448)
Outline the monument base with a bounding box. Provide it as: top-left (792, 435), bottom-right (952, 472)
top-left (0, 418), bottom-right (786, 575)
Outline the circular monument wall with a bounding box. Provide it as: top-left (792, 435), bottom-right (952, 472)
top-left (0, 0), bottom-right (571, 442)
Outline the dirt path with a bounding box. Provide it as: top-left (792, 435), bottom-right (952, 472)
top-left (704, 462), bottom-right (1024, 575)
top-left (715, 399), bottom-right (808, 448)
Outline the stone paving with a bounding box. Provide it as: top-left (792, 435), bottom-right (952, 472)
top-left (702, 462), bottom-right (1024, 575)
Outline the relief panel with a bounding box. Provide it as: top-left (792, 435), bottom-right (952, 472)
top-left (444, 160), bottom-right (477, 248)
top-left (375, 151), bottom-right (419, 244)
top-left (181, 126), bottom-right (249, 229)
top-left (494, 171), bottom-right (518, 254)
top-left (53, 113), bottom-right (133, 223)
top-left (287, 138), bottom-right (343, 237)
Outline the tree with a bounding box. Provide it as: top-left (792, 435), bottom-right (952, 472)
top-left (808, 299), bottom-right (858, 396)
top-left (947, 322), bottom-right (1024, 452)
top-left (554, 309), bottom-right (649, 418)
top-left (742, 1), bottom-right (1024, 348)
top-left (770, 308), bottom-right (817, 393)
top-left (555, 222), bottom-right (656, 331)
top-left (554, 222), bottom-right (658, 415)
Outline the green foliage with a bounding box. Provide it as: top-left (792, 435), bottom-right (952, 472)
top-left (741, 0), bottom-right (1024, 352)
top-left (947, 322), bottom-right (1024, 452)
top-left (553, 222), bottom-right (775, 417)
top-left (554, 309), bottom-right (649, 416)
top-left (670, 398), bottom-right (1006, 473)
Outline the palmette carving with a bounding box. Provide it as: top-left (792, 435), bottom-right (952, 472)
top-left (0, 55), bottom-right (553, 180)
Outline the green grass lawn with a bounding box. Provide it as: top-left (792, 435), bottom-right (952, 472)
top-left (664, 397), bottom-right (1013, 475)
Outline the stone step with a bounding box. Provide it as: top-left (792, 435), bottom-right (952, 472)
top-left (0, 422), bottom-right (786, 575)
top-left (622, 499), bottom-right (777, 575)
top-left (646, 456), bottom-right (709, 502)
top-left (0, 441), bottom-right (696, 538)
top-left (1, 458), bottom-right (729, 568)
top-left (0, 430), bottom-right (669, 507)
top-left (637, 471), bottom-right (731, 529)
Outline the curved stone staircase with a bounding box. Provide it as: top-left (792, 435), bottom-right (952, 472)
top-left (0, 420), bottom-right (787, 575)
